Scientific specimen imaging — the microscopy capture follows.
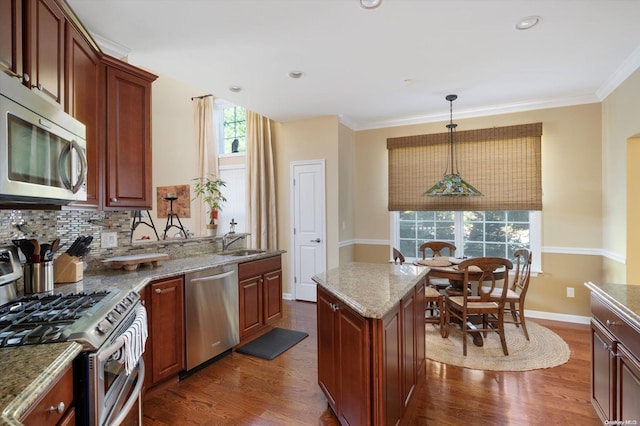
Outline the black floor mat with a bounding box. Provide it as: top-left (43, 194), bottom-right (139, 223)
top-left (236, 327), bottom-right (309, 360)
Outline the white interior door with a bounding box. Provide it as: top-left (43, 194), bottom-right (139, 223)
top-left (291, 160), bottom-right (326, 302)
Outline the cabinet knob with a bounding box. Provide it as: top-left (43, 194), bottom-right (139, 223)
top-left (155, 288), bottom-right (161, 294)
top-left (329, 302), bottom-right (340, 312)
top-left (23, 73), bottom-right (30, 83)
top-left (48, 401), bottom-right (65, 414)
top-left (31, 83), bottom-right (43, 91)
top-left (111, 197), bottom-right (118, 203)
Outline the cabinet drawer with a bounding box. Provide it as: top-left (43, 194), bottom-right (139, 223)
top-left (591, 294), bottom-right (640, 358)
top-left (21, 363), bottom-right (74, 426)
top-left (238, 256), bottom-right (281, 280)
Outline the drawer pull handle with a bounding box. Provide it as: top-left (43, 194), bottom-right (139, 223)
top-left (329, 303), bottom-right (340, 312)
top-left (48, 402), bottom-right (65, 414)
top-left (606, 320), bottom-right (619, 326)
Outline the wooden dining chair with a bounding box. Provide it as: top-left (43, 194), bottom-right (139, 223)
top-left (443, 257), bottom-right (513, 356)
top-left (483, 248), bottom-right (533, 340)
top-left (419, 241), bottom-right (457, 291)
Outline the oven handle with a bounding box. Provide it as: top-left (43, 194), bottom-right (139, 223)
top-left (98, 305), bottom-right (146, 363)
top-left (109, 358), bottom-right (145, 426)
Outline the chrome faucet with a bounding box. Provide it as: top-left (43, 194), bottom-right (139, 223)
top-left (222, 232), bottom-right (246, 252)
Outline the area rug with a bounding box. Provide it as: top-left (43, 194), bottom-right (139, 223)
top-left (236, 328), bottom-right (308, 360)
top-left (425, 321), bottom-right (570, 371)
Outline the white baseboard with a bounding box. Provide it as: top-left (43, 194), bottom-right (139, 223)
top-left (526, 309), bottom-right (591, 325)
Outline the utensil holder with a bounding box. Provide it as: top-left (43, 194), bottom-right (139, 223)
top-left (23, 262), bottom-right (54, 294)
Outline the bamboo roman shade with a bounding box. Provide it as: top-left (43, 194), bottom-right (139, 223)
top-left (388, 123), bottom-right (542, 211)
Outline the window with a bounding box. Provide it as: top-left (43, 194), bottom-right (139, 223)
top-left (218, 165), bottom-right (246, 234)
top-left (393, 210), bottom-right (541, 271)
top-left (216, 101), bottom-right (246, 155)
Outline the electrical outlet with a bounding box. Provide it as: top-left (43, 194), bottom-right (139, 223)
top-left (566, 287), bottom-right (575, 298)
top-left (101, 232), bottom-right (118, 248)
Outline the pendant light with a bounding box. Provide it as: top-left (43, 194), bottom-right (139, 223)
top-left (424, 94), bottom-right (483, 197)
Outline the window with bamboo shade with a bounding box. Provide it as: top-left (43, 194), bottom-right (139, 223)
top-left (387, 123), bottom-right (542, 211)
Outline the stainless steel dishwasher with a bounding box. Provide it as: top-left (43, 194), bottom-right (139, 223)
top-left (185, 264), bottom-right (239, 371)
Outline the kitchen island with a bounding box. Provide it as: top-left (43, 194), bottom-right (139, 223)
top-left (584, 282), bottom-right (640, 424)
top-left (312, 262), bottom-right (428, 426)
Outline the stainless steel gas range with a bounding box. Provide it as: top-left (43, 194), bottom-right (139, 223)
top-left (0, 249), bottom-right (146, 426)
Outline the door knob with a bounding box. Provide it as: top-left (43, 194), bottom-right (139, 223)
top-left (311, 238), bottom-right (321, 243)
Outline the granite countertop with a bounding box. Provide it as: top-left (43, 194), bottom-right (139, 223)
top-left (0, 249), bottom-right (283, 426)
top-left (584, 281), bottom-right (640, 329)
top-left (0, 342), bottom-right (82, 425)
top-left (312, 262), bottom-right (429, 319)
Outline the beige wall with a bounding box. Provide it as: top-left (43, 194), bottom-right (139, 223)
top-left (602, 66), bottom-right (640, 284)
top-left (351, 103), bottom-right (603, 318)
top-left (338, 123), bottom-right (356, 263)
top-left (272, 116), bottom-right (341, 296)
top-left (132, 73), bottom-right (206, 241)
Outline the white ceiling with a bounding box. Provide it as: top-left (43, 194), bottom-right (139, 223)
top-left (66, 0), bottom-right (640, 130)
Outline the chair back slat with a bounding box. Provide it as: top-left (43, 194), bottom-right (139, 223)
top-left (419, 241), bottom-right (456, 259)
top-left (457, 257), bottom-right (513, 303)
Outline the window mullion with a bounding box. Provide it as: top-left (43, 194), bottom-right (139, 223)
top-left (454, 212), bottom-right (464, 257)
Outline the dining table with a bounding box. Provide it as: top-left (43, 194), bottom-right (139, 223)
top-left (418, 257), bottom-right (507, 346)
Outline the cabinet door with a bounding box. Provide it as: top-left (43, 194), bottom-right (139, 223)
top-left (0, 0), bottom-right (22, 79)
top-left (263, 269), bottom-right (282, 324)
top-left (591, 319), bottom-right (616, 421)
top-left (401, 288), bottom-right (417, 408)
top-left (338, 303), bottom-right (370, 426)
top-left (239, 275), bottom-right (263, 337)
top-left (617, 344), bottom-right (640, 422)
top-left (24, 0), bottom-right (65, 104)
top-left (104, 64), bottom-right (153, 209)
top-left (382, 304), bottom-right (402, 426)
top-left (150, 276), bottom-right (185, 384)
top-left (415, 278), bottom-right (426, 374)
top-left (317, 287), bottom-right (339, 411)
top-left (66, 25), bottom-right (102, 207)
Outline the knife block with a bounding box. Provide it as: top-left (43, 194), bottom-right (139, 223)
top-left (54, 253), bottom-right (83, 284)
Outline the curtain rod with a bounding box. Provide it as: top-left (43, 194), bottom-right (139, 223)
top-left (191, 94), bottom-right (213, 100)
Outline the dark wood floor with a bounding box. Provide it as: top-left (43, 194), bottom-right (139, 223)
top-left (142, 300), bottom-right (601, 425)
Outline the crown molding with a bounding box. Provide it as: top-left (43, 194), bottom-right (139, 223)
top-left (90, 32), bottom-right (131, 60)
top-left (596, 45), bottom-right (640, 100)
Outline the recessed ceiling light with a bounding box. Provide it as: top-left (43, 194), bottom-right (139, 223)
top-left (515, 16), bottom-right (541, 30)
top-left (360, 0), bottom-right (382, 9)
top-left (288, 71), bottom-right (304, 79)
top-left (228, 85), bottom-right (242, 93)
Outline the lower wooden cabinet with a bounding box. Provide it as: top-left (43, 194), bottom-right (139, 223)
top-left (317, 280), bottom-right (425, 426)
top-left (142, 275), bottom-right (185, 388)
top-left (21, 363), bottom-right (74, 426)
top-left (238, 255), bottom-right (282, 341)
top-left (590, 293), bottom-right (640, 423)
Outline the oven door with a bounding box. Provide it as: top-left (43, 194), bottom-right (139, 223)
top-left (74, 306), bottom-right (146, 426)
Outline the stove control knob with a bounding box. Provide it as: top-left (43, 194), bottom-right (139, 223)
top-left (96, 319), bottom-right (112, 335)
top-left (107, 311), bottom-right (120, 323)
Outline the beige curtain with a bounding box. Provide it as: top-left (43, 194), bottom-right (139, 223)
top-left (246, 110), bottom-right (277, 250)
top-left (193, 95), bottom-right (218, 235)
top-left (388, 123), bottom-right (542, 211)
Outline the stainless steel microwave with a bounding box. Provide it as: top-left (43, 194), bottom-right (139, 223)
top-left (0, 71), bottom-right (87, 204)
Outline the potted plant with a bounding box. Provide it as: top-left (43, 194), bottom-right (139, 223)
top-left (192, 175), bottom-right (227, 235)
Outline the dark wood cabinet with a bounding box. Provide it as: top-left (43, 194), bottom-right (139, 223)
top-left (238, 255), bottom-right (282, 341)
top-left (144, 276), bottom-right (185, 387)
top-left (20, 363), bottom-right (74, 426)
top-left (590, 293), bottom-right (640, 423)
top-left (23, 0), bottom-right (65, 104)
top-left (317, 286), bottom-right (370, 426)
top-left (317, 280), bottom-right (425, 426)
top-left (0, 0), bottom-right (23, 80)
top-left (65, 24), bottom-right (102, 207)
top-left (103, 56), bottom-right (156, 210)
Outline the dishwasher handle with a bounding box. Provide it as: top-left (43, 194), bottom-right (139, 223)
top-left (189, 270), bottom-right (235, 283)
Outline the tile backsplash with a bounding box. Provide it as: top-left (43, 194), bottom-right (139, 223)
top-left (0, 209), bottom-right (226, 271)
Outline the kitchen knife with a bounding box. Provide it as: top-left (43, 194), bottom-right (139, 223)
top-left (66, 236), bottom-right (84, 257)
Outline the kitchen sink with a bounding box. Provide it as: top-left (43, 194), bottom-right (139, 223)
top-left (224, 249), bottom-right (266, 256)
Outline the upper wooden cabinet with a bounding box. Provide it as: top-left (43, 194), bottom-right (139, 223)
top-left (65, 25), bottom-right (102, 207)
top-left (0, 0), bottom-right (23, 80)
top-left (102, 56), bottom-right (156, 210)
top-left (24, 0), bottom-right (66, 104)
top-left (2, 0), bottom-right (157, 210)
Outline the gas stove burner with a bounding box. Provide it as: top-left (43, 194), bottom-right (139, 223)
top-left (0, 289), bottom-right (136, 351)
